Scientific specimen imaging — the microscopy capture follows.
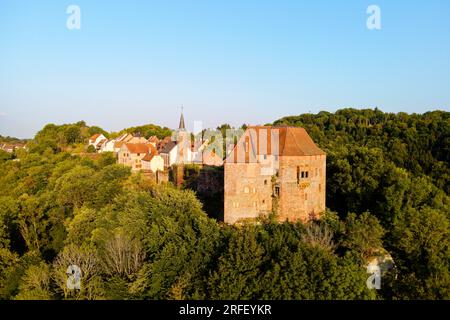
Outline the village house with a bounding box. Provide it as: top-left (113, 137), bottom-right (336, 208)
top-left (88, 134), bottom-right (107, 151)
top-left (159, 112), bottom-right (223, 168)
top-left (148, 135), bottom-right (160, 147)
top-left (100, 139), bottom-right (116, 153)
top-left (141, 147), bottom-right (165, 172)
top-left (87, 132), bottom-right (153, 154)
top-left (224, 126), bottom-right (326, 224)
top-left (118, 142), bottom-right (164, 172)
top-left (0, 143), bottom-right (26, 153)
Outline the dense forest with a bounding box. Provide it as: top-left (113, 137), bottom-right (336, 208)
top-left (0, 135), bottom-right (28, 145)
top-left (114, 124), bottom-right (173, 140)
top-left (0, 109), bottom-right (448, 300)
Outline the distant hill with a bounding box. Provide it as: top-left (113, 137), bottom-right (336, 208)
top-left (272, 108), bottom-right (449, 194)
top-left (113, 124), bottom-right (172, 140)
top-left (0, 135), bottom-right (28, 145)
top-left (24, 120), bottom-right (173, 154)
top-left (26, 120), bottom-right (109, 154)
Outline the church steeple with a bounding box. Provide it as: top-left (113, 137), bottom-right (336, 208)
top-left (179, 106), bottom-right (186, 130)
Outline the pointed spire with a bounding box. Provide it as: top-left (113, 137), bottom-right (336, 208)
top-left (179, 105), bottom-right (186, 130)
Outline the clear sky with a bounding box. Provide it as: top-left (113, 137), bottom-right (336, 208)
top-left (1, 0), bottom-right (449, 138)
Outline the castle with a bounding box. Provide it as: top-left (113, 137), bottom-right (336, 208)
top-left (91, 112), bottom-right (326, 224)
top-left (224, 126), bottom-right (326, 224)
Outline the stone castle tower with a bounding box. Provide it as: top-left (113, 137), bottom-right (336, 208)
top-left (224, 126), bottom-right (326, 224)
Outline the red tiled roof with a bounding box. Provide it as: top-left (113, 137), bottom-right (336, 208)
top-left (141, 144), bottom-right (158, 162)
top-left (89, 134), bottom-right (101, 142)
top-left (227, 126), bottom-right (325, 163)
top-left (124, 143), bottom-right (151, 154)
top-left (142, 153), bottom-right (155, 162)
top-left (245, 126), bottom-right (325, 156)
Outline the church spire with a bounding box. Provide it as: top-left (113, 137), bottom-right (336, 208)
top-left (179, 106), bottom-right (186, 130)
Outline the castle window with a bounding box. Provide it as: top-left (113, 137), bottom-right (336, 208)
top-left (299, 171), bottom-right (309, 179)
top-left (264, 180), bottom-right (268, 185)
top-left (297, 166), bottom-right (300, 184)
top-left (262, 199), bottom-right (266, 204)
top-left (263, 154), bottom-right (267, 160)
top-left (319, 184), bottom-right (322, 192)
top-left (315, 168), bottom-right (318, 177)
top-left (137, 153), bottom-right (140, 156)
top-left (274, 155), bottom-right (279, 161)
top-left (274, 186), bottom-right (280, 197)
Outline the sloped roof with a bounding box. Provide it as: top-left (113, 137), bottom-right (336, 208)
top-left (89, 134), bottom-right (101, 142)
top-left (226, 126), bottom-right (325, 163)
top-left (124, 143), bottom-right (150, 154)
top-left (123, 134), bottom-right (134, 142)
top-left (279, 127), bottom-right (325, 156)
top-left (96, 139), bottom-right (107, 147)
top-left (142, 153), bottom-right (155, 162)
top-left (114, 141), bottom-right (125, 149)
top-left (160, 141), bottom-right (177, 154)
top-left (116, 133), bottom-right (129, 142)
top-left (179, 112), bottom-right (185, 130)
top-left (141, 144), bottom-right (158, 162)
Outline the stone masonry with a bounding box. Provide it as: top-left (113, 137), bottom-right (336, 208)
top-left (224, 126), bottom-right (326, 224)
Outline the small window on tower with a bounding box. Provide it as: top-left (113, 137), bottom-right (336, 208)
top-left (274, 186), bottom-right (280, 197)
top-left (305, 171), bottom-right (309, 178)
top-left (264, 180), bottom-right (268, 185)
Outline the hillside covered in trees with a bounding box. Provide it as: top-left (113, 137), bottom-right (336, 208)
top-left (0, 109), bottom-right (448, 300)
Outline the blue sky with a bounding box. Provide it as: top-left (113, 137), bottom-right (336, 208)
top-left (0, 0), bottom-right (449, 138)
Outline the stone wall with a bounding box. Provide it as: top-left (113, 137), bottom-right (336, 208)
top-left (276, 154), bottom-right (326, 222)
top-left (224, 162), bottom-right (273, 224)
top-left (224, 154), bottom-right (326, 224)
